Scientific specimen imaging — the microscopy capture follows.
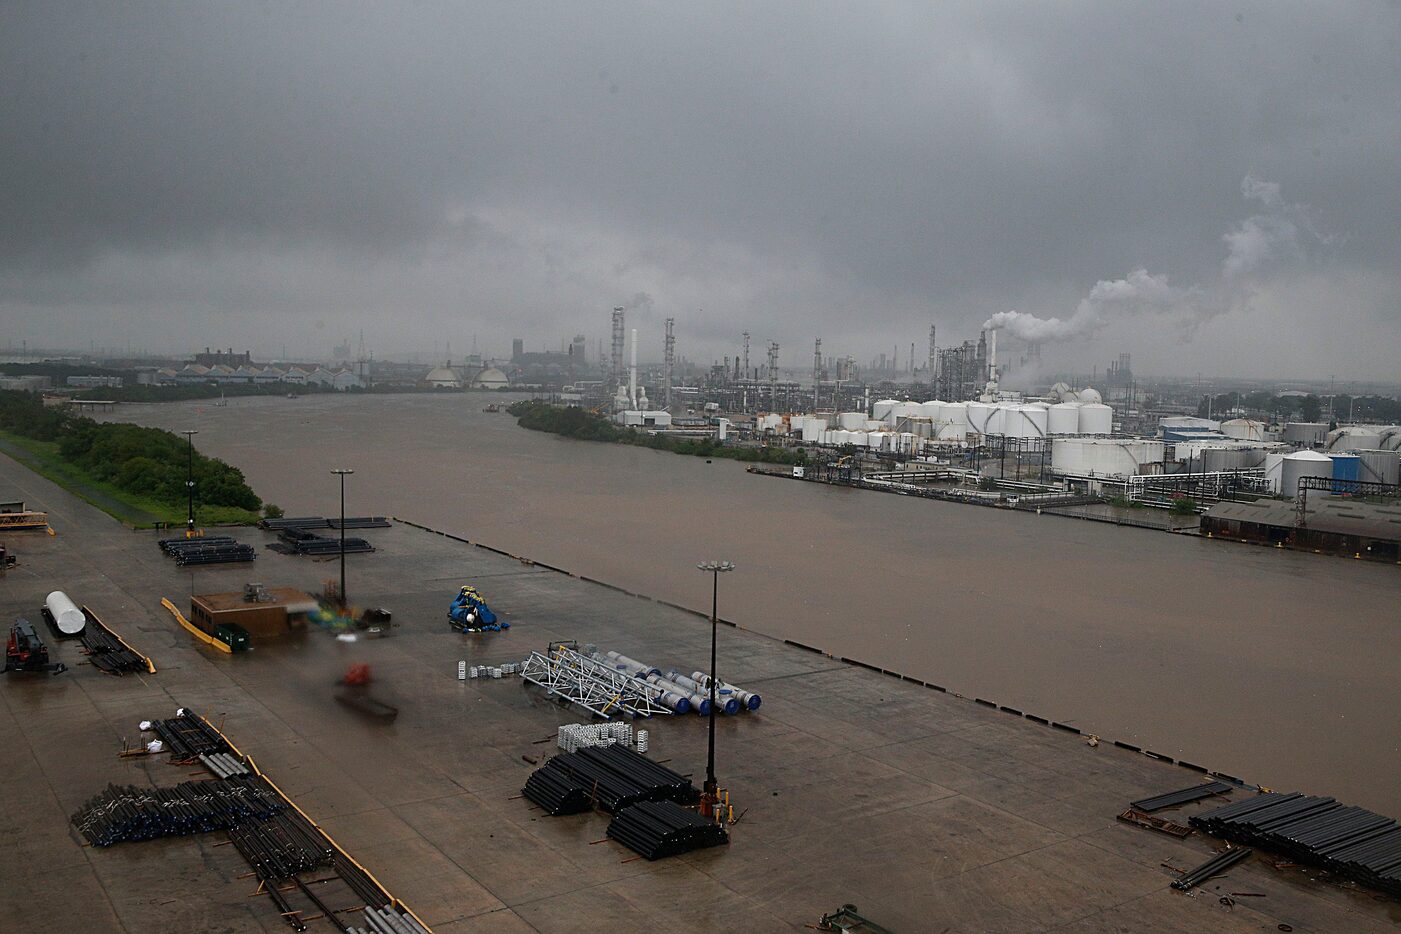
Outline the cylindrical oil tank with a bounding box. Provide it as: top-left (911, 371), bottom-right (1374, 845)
top-left (838, 412), bottom-right (865, 430)
top-left (1078, 402), bottom-right (1113, 434)
top-left (1221, 418), bottom-right (1267, 441)
top-left (872, 399), bottom-right (900, 422)
top-left (1048, 402), bottom-right (1080, 435)
top-left (1280, 450), bottom-right (1333, 498)
top-left (45, 591), bottom-right (86, 636)
top-left (892, 402), bottom-right (922, 421)
top-left (1263, 452), bottom-right (1286, 493)
top-left (1202, 447), bottom-right (1263, 472)
top-left (849, 431), bottom-right (868, 447)
top-left (1381, 427), bottom-right (1401, 451)
top-left (918, 401), bottom-right (944, 420)
top-left (1051, 439), bottom-right (1164, 476)
top-left (1009, 405), bottom-right (1048, 439)
top-left (1354, 450), bottom-right (1401, 485)
top-left (965, 401), bottom-right (992, 435)
top-left (1283, 422), bottom-right (1328, 447)
top-left (864, 420), bottom-right (885, 432)
top-left (908, 418), bottom-right (933, 438)
top-left (942, 402), bottom-right (969, 435)
top-left (1326, 426), bottom-right (1383, 452)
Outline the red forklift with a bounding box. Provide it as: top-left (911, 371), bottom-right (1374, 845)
top-left (5, 620), bottom-right (65, 674)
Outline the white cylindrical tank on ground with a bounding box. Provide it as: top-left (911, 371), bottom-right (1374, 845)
top-left (838, 412), bottom-right (865, 430)
top-left (872, 399), bottom-right (900, 422)
top-left (1280, 450), bottom-right (1333, 498)
top-left (1283, 422), bottom-right (1328, 447)
top-left (1222, 419), bottom-right (1267, 441)
top-left (1051, 439), bottom-right (1165, 477)
top-left (941, 402), bottom-right (969, 437)
top-left (45, 591), bottom-right (86, 636)
top-left (918, 401), bottom-right (944, 420)
top-left (1048, 402), bottom-right (1080, 435)
top-left (1381, 427), bottom-right (1401, 451)
top-left (1006, 405), bottom-right (1048, 440)
top-left (965, 401), bottom-right (992, 435)
top-left (1202, 447), bottom-right (1266, 471)
top-left (1327, 426), bottom-right (1385, 452)
top-left (864, 420), bottom-right (885, 432)
top-left (1078, 403), bottom-right (1113, 434)
top-left (907, 418), bottom-right (933, 438)
top-left (1263, 452), bottom-right (1286, 493)
top-left (849, 431), bottom-right (868, 447)
top-left (1354, 450), bottom-right (1401, 485)
top-left (985, 404), bottom-right (1008, 436)
top-left (892, 402), bottom-right (922, 421)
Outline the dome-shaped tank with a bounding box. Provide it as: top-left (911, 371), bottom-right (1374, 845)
top-left (1222, 418), bottom-right (1267, 441)
top-left (1281, 450), bottom-right (1333, 498)
top-left (1048, 402), bottom-right (1081, 435)
top-left (1078, 403), bottom-right (1113, 434)
top-left (1078, 386), bottom-right (1102, 404)
top-left (872, 399), bottom-right (900, 422)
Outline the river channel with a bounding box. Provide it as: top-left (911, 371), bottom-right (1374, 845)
top-left (105, 393), bottom-right (1401, 812)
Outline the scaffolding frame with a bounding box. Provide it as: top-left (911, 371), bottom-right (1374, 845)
top-left (520, 642), bottom-right (673, 719)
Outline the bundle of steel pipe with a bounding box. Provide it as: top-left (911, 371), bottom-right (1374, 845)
top-left (150, 709), bottom-right (233, 760)
top-left (523, 761), bottom-right (596, 815)
top-left (1191, 792), bottom-right (1401, 896)
top-left (158, 535), bottom-right (237, 553)
top-left (350, 905), bottom-right (431, 934)
top-left (227, 810), bottom-right (334, 880)
top-left (200, 752), bottom-right (251, 778)
top-left (606, 800), bottom-right (729, 860)
top-left (71, 776), bottom-right (285, 846)
top-left (333, 851), bottom-right (392, 910)
top-left (541, 744), bottom-right (696, 813)
top-left (158, 536), bottom-right (257, 565)
top-left (80, 624), bottom-right (146, 674)
top-left (1169, 845), bottom-right (1252, 891)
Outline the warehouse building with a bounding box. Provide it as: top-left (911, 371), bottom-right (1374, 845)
top-left (189, 586), bottom-right (319, 640)
top-left (1202, 499), bottom-right (1401, 561)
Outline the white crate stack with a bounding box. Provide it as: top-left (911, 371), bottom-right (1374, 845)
top-left (465, 660), bottom-right (525, 679)
top-left (556, 721), bottom-right (636, 753)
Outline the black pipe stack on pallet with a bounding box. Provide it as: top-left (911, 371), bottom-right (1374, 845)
top-left (606, 800), bottom-right (729, 860)
top-left (1192, 792), bottom-right (1401, 897)
top-left (158, 536), bottom-right (257, 566)
top-left (151, 709), bottom-right (233, 760)
top-left (522, 745), bottom-right (696, 814)
top-left (80, 624), bottom-right (145, 674)
top-left (276, 527), bottom-right (374, 556)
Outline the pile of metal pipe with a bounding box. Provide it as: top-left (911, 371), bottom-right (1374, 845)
top-left (1192, 792), bottom-right (1401, 897)
top-left (71, 776), bottom-right (285, 846)
top-left (81, 623), bottom-right (146, 674)
top-left (519, 644), bottom-right (674, 718)
top-left (530, 744), bottom-right (696, 814)
top-left (227, 810), bottom-right (334, 880)
top-left (665, 670), bottom-right (743, 715)
top-left (522, 763), bottom-right (593, 815)
top-left (150, 708), bottom-right (232, 760)
top-left (158, 536), bottom-right (257, 566)
top-left (606, 800), bottom-right (729, 860)
top-left (200, 752), bottom-right (250, 778)
top-left (1169, 845), bottom-right (1253, 891)
top-left (334, 851), bottom-right (392, 910)
top-left (643, 672), bottom-right (712, 716)
top-left (350, 905), bottom-right (431, 934)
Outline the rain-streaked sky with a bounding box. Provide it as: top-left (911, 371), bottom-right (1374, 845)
top-left (3, 2), bottom-right (1399, 379)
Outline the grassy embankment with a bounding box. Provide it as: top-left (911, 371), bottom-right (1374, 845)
top-left (508, 400), bottom-right (807, 466)
top-left (0, 390), bottom-right (267, 528)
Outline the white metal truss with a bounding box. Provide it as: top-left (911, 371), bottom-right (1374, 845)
top-left (520, 643), bottom-right (673, 719)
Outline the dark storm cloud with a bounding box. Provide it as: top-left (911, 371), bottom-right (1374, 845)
top-left (2, 2), bottom-right (1399, 377)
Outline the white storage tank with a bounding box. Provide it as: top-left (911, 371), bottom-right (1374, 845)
top-left (1327, 426), bottom-right (1385, 452)
top-left (1381, 427), bottom-right (1401, 452)
top-left (45, 591), bottom-right (86, 636)
top-left (864, 420), bottom-right (885, 432)
top-left (1263, 452), bottom-right (1286, 494)
top-left (1006, 405), bottom-right (1048, 440)
top-left (1354, 449), bottom-right (1401, 486)
top-left (1203, 446), bottom-right (1266, 471)
top-left (1280, 450), bottom-right (1333, 498)
top-left (849, 431), bottom-right (868, 447)
top-left (918, 401), bottom-right (944, 420)
top-left (1051, 438), bottom-right (1165, 477)
top-left (838, 412), bottom-right (865, 430)
top-left (941, 402), bottom-right (969, 438)
top-left (872, 399), bottom-right (900, 422)
top-left (892, 402), bottom-right (922, 422)
top-left (1283, 422), bottom-right (1328, 447)
top-left (1078, 386), bottom-right (1103, 404)
top-left (1078, 402), bottom-right (1113, 435)
top-left (1048, 402), bottom-right (1081, 435)
top-left (965, 401), bottom-right (992, 435)
top-left (1222, 419), bottom-right (1267, 441)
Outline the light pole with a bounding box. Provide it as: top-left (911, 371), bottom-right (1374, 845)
top-left (183, 430), bottom-right (198, 535)
top-left (696, 559), bottom-right (735, 814)
top-left (331, 468), bottom-right (354, 608)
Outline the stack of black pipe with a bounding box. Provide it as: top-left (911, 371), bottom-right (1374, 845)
top-left (72, 776), bottom-right (285, 846)
top-left (227, 809), bottom-right (335, 880)
top-left (328, 516), bottom-right (390, 529)
top-left (334, 851), bottom-right (392, 908)
top-left (259, 517), bottom-right (331, 530)
top-left (1192, 792), bottom-right (1401, 897)
top-left (151, 709), bottom-right (232, 760)
top-left (533, 745), bottom-right (696, 813)
top-left (278, 527), bottom-right (374, 555)
top-left (523, 763), bottom-right (593, 815)
top-left (606, 800), bottom-right (729, 859)
top-left (158, 536), bottom-right (257, 566)
top-left (80, 624), bottom-right (145, 674)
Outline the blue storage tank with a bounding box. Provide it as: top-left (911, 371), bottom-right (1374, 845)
top-left (1329, 453), bottom-right (1361, 492)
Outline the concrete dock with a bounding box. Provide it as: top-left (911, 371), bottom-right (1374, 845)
top-left (2, 453), bottom-right (1398, 933)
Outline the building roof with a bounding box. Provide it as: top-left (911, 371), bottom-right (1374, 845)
top-left (193, 587), bottom-right (318, 613)
top-left (1206, 498), bottom-right (1401, 542)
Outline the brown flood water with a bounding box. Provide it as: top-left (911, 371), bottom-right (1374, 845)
top-left (108, 394), bottom-right (1401, 812)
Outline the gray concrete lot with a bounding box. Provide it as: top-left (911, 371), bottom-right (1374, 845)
top-left (3, 452), bottom-right (1398, 933)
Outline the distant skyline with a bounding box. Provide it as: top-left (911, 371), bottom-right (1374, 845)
top-left (3, 3), bottom-right (1399, 380)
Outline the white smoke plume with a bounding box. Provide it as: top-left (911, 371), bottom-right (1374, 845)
top-left (985, 174), bottom-right (1321, 344)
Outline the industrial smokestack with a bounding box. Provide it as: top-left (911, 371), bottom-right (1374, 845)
top-left (988, 328), bottom-right (997, 386)
top-left (629, 328), bottom-right (638, 409)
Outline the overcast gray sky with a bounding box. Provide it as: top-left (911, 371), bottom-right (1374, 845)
top-left (2, 2), bottom-right (1399, 379)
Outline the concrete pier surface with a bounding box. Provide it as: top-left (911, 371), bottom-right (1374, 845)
top-left (2, 452), bottom-right (1398, 933)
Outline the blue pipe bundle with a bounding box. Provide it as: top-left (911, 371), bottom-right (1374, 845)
top-left (606, 800), bottom-right (729, 860)
top-left (1191, 792), bottom-right (1401, 897)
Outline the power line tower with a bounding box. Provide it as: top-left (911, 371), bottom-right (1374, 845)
top-left (610, 307), bottom-right (626, 398)
top-left (741, 331), bottom-right (750, 381)
top-left (663, 317), bottom-right (675, 410)
top-left (767, 341), bottom-right (779, 410)
top-left (813, 337), bottom-right (822, 410)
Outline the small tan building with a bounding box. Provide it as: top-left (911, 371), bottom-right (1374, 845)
top-left (190, 586), bottom-right (318, 639)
